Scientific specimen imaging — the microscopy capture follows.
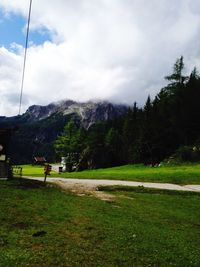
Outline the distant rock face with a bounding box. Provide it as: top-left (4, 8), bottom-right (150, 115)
top-left (0, 100), bottom-right (129, 164)
top-left (23, 100), bottom-right (128, 129)
top-left (25, 103), bottom-right (58, 121)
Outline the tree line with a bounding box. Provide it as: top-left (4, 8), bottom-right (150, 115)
top-left (54, 57), bottom-right (200, 170)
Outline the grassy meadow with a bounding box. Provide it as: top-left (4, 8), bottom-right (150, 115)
top-left (0, 178), bottom-right (200, 266)
top-left (20, 163), bottom-right (200, 184)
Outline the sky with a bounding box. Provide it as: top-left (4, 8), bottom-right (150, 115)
top-left (0, 0), bottom-right (200, 116)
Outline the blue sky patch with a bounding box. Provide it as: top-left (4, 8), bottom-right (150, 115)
top-left (0, 9), bottom-right (51, 49)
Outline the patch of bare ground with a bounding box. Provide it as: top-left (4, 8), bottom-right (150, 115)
top-left (118, 195), bottom-right (135, 200)
top-left (53, 181), bottom-right (115, 201)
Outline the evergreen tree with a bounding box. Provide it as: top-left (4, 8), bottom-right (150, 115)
top-left (105, 127), bottom-right (123, 165)
top-left (54, 120), bottom-right (85, 158)
top-left (165, 56), bottom-right (188, 87)
top-left (122, 102), bottom-right (139, 162)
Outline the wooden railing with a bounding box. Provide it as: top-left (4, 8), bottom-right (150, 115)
top-left (12, 166), bottom-right (23, 178)
top-left (0, 162), bottom-right (8, 178)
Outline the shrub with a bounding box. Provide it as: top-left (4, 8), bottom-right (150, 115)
top-left (173, 145), bottom-right (200, 162)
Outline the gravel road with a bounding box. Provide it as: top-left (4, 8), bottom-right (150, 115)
top-left (24, 177), bottom-right (200, 192)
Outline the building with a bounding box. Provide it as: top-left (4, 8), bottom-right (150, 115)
top-left (0, 128), bottom-right (13, 178)
top-left (34, 156), bottom-right (47, 165)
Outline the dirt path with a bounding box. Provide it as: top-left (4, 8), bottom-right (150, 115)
top-left (24, 177), bottom-right (200, 200)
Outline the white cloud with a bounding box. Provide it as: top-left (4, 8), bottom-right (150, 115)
top-left (0, 0), bottom-right (200, 116)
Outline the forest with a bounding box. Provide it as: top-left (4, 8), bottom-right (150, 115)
top-left (54, 57), bottom-right (200, 170)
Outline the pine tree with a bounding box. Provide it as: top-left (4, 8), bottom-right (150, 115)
top-left (54, 120), bottom-right (84, 158)
top-left (122, 102), bottom-right (139, 162)
top-left (105, 127), bottom-right (122, 165)
top-left (165, 56), bottom-right (188, 86)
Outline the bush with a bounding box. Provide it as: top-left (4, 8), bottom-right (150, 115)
top-left (173, 146), bottom-right (200, 162)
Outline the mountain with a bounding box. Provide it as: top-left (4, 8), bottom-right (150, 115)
top-left (0, 100), bottom-right (128, 129)
top-left (0, 100), bottom-right (128, 164)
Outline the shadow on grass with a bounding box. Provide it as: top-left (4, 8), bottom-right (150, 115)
top-left (98, 185), bottom-right (200, 196)
top-left (3, 177), bottom-right (46, 190)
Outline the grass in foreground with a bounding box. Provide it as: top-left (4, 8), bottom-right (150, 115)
top-left (0, 178), bottom-right (200, 266)
top-left (21, 163), bottom-right (200, 184)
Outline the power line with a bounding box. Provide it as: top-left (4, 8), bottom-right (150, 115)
top-left (18, 0), bottom-right (33, 115)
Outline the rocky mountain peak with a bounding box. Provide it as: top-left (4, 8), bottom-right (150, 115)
top-left (24, 100), bottom-right (128, 128)
top-left (26, 103), bottom-right (57, 121)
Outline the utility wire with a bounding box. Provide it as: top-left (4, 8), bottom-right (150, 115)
top-left (18, 0), bottom-right (33, 115)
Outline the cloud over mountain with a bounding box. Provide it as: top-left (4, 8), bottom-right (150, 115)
top-left (0, 0), bottom-right (200, 116)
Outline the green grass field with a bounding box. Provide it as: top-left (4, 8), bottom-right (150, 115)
top-left (1, 178), bottom-right (200, 266)
top-left (20, 163), bottom-right (200, 184)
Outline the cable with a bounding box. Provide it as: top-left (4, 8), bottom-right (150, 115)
top-left (18, 0), bottom-right (33, 115)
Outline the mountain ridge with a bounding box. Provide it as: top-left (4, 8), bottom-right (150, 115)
top-left (0, 100), bottom-right (129, 163)
top-left (1, 100), bottom-right (128, 129)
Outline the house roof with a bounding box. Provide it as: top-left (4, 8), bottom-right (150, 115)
top-left (34, 157), bottom-right (46, 162)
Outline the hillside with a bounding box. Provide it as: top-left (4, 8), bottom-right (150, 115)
top-left (0, 100), bottom-right (128, 164)
top-left (0, 100), bottom-right (127, 129)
